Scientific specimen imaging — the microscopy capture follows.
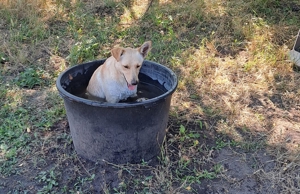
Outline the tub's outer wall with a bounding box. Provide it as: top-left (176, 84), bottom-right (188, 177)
top-left (63, 94), bottom-right (171, 163)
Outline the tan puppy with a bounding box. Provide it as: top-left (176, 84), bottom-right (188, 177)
top-left (87, 41), bottom-right (152, 103)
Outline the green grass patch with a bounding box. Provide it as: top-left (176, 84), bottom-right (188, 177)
top-left (14, 68), bottom-right (46, 89)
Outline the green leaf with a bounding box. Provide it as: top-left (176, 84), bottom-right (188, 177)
top-left (179, 125), bottom-right (185, 135)
top-left (199, 120), bottom-right (203, 129)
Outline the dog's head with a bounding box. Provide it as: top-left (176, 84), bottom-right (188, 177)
top-left (111, 41), bottom-right (151, 91)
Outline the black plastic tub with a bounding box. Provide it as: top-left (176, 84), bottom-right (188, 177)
top-left (56, 60), bottom-right (177, 163)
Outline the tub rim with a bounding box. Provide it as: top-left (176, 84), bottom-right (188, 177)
top-left (56, 60), bottom-right (178, 108)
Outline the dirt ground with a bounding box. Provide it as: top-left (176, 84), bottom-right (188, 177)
top-left (2, 112), bottom-right (298, 193)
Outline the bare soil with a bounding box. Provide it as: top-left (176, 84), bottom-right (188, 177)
top-left (2, 113), bottom-right (297, 193)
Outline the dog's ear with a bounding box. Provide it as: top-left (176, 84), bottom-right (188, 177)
top-left (138, 41), bottom-right (152, 58)
top-left (111, 47), bottom-right (125, 62)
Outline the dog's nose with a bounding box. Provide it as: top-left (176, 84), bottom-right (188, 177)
top-left (131, 80), bottom-right (139, 85)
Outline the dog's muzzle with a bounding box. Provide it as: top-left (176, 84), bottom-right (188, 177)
top-left (131, 80), bottom-right (139, 85)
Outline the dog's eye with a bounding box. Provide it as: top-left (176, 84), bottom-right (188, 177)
top-left (124, 65), bottom-right (129, 69)
top-left (137, 65), bottom-right (141, 69)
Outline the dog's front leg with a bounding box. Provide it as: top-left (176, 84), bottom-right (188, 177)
top-left (106, 96), bottom-right (119, 103)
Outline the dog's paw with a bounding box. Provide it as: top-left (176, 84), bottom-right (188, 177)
top-left (136, 97), bottom-right (148, 102)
